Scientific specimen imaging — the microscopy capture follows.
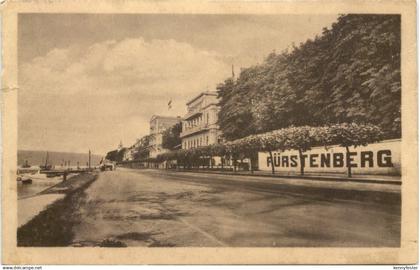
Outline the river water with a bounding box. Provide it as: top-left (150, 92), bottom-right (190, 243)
top-left (17, 172), bottom-right (63, 199)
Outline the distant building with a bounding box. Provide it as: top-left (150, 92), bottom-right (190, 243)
top-left (123, 145), bottom-right (134, 161)
top-left (149, 115), bottom-right (181, 158)
top-left (121, 136), bottom-right (152, 163)
top-left (180, 91), bottom-right (222, 150)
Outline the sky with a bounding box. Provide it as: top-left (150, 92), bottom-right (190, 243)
top-left (18, 13), bottom-right (338, 155)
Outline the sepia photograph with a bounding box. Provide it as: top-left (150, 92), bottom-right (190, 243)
top-left (1, 0), bottom-right (417, 265)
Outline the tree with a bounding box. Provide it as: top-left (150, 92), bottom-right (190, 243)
top-left (105, 148), bottom-right (125, 162)
top-left (216, 14), bottom-right (401, 139)
top-left (231, 134), bottom-right (263, 173)
top-left (162, 122), bottom-right (182, 150)
top-left (217, 77), bottom-right (256, 141)
top-left (154, 123), bottom-right (384, 177)
top-left (210, 144), bottom-right (228, 170)
top-left (324, 123), bottom-right (383, 177)
top-left (105, 150), bottom-right (118, 161)
top-left (252, 52), bottom-right (297, 133)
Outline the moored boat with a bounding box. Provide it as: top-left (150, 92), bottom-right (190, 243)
top-left (39, 151), bottom-right (53, 171)
top-left (22, 178), bottom-right (33, 184)
top-left (21, 160), bottom-right (31, 168)
top-left (17, 175), bottom-right (33, 184)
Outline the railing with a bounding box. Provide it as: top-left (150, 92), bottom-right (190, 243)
top-left (180, 124), bottom-right (209, 137)
top-left (184, 110), bottom-right (202, 120)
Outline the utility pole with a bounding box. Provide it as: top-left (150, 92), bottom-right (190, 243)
top-left (88, 149), bottom-right (91, 169)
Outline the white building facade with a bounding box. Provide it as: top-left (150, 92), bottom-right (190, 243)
top-left (149, 115), bottom-right (181, 158)
top-left (180, 91), bottom-right (222, 150)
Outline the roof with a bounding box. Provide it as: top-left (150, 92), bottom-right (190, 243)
top-left (186, 91), bottom-right (218, 106)
top-left (150, 115), bottom-right (181, 122)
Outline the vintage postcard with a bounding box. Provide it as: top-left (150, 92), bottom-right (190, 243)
top-left (1, 0), bottom-right (417, 265)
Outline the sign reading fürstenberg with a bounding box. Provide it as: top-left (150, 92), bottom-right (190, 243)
top-left (258, 139), bottom-right (401, 175)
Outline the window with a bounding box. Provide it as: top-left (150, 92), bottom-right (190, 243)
top-left (206, 136), bottom-right (209, 145)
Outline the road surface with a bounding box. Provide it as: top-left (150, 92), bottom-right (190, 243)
top-left (71, 168), bottom-right (400, 247)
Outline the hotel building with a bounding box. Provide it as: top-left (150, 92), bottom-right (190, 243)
top-left (180, 91), bottom-right (222, 150)
top-left (149, 115), bottom-right (181, 158)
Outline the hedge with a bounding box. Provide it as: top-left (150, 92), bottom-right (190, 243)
top-left (156, 123), bottom-right (383, 177)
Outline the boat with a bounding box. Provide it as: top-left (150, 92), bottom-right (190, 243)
top-left (39, 151), bottom-right (53, 171)
top-left (17, 175), bottom-right (32, 184)
top-left (22, 178), bottom-right (33, 184)
top-left (21, 160), bottom-right (31, 168)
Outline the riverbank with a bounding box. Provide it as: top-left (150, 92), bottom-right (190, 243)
top-left (17, 172), bottom-right (63, 199)
top-left (17, 172), bottom-right (98, 246)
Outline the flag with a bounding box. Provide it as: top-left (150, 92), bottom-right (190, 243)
top-left (232, 64), bottom-right (235, 78)
top-left (168, 99), bottom-right (172, 110)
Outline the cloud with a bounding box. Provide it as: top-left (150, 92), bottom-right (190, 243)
top-left (19, 38), bottom-right (231, 154)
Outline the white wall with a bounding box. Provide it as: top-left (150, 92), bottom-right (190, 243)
top-left (258, 139), bottom-right (401, 175)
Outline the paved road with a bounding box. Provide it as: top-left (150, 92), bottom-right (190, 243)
top-left (71, 168), bottom-right (400, 247)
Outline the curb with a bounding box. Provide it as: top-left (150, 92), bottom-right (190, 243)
top-left (170, 169), bottom-right (401, 185)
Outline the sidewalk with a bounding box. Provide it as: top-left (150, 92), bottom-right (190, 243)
top-left (170, 168), bottom-right (401, 185)
top-left (128, 168), bottom-right (401, 194)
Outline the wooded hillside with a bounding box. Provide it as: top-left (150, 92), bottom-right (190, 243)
top-left (217, 14), bottom-right (401, 141)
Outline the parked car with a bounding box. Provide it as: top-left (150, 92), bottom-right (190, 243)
top-left (99, 159), bottom-right (115, 171)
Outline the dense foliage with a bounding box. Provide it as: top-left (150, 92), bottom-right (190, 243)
top-left (162, 122), bottom-right (182, 150)
top-left (217, 14), bottom-right (401, 140)
top-left (105, 148), bottom-right (125, 162)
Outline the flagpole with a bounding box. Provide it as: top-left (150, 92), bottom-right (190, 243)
top-left (232, 64), bottom-right (235, 79)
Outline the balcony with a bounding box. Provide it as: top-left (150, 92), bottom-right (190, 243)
top-left (180, 124), bottom-right (210, 138)
top-left (184, 110), bottom-right (202, 120)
